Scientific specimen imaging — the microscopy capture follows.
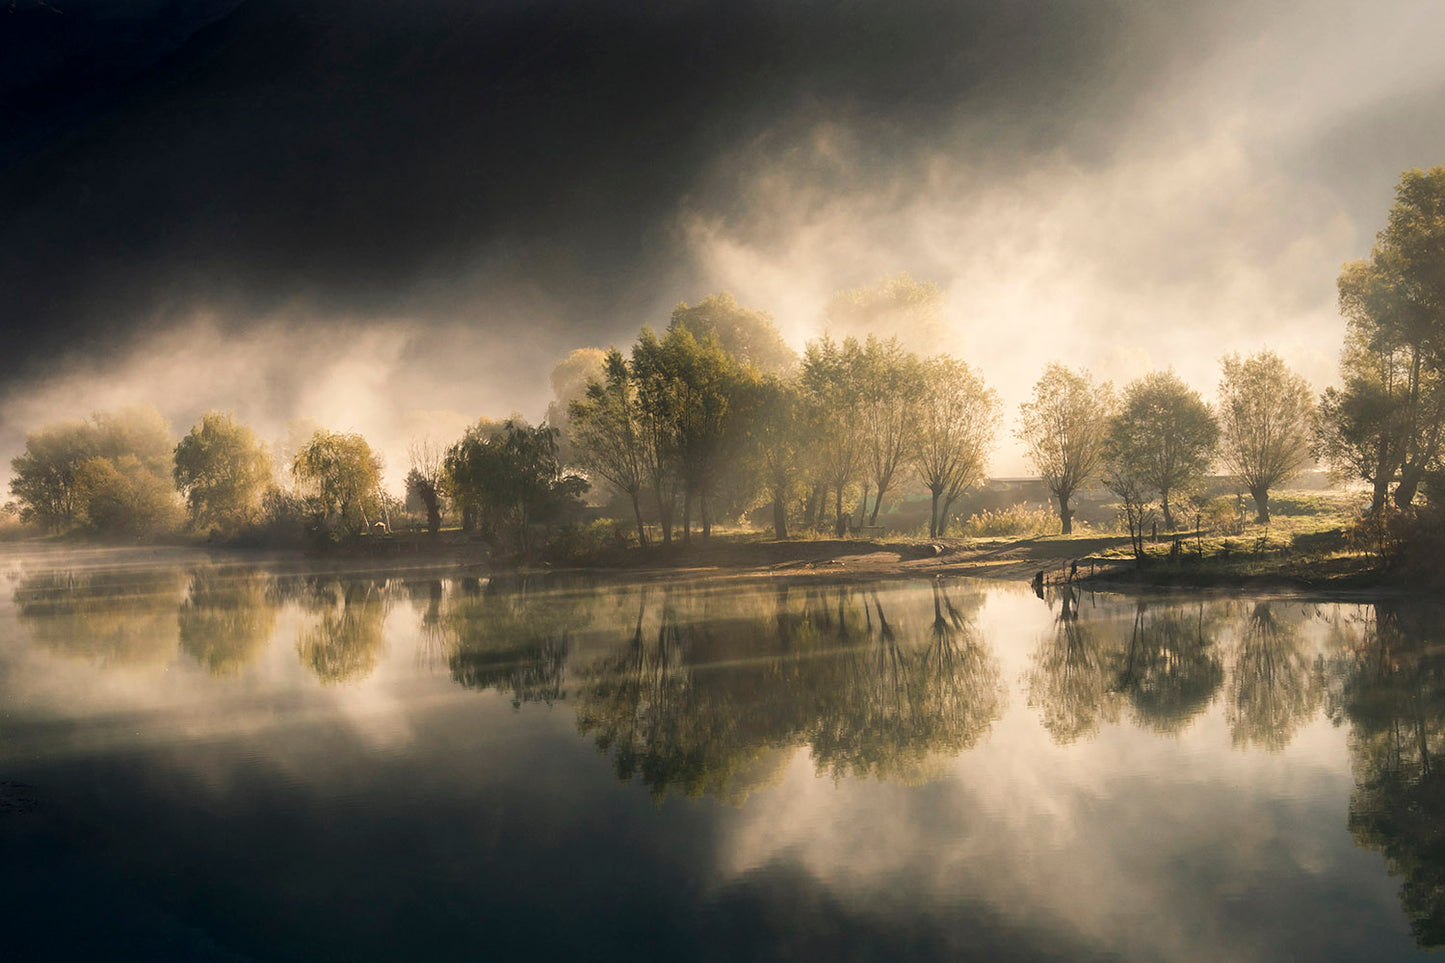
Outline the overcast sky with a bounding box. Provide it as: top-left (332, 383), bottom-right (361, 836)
top-left (3, 0), bottom-right (1444, 479)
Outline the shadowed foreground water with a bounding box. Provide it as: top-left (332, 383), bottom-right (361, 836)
top-left (1, 546), bottom-right (1442, 961)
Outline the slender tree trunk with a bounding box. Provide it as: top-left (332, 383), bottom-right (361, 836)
top-left (682, 489), bottom-right (692, 546)
top-left (928, 488), bottom-right (941, 539)
top-left (1057, 492), bottom-right (1073, 535)
top-left (870, 480), bottom-right (888, 525)
top-left (655, 484), bottom-right (672, 546)
top-left (834, 486), bottom-right (846, 537)
top-left (630, 489), bottom-right (648, 548)
top-left (858, 482), bottom-right (869, 529)
top-left (806, 483), bottom-right (824, 530)
top-left (426, 495), bottom-right (441, 536)
top-left (1160, 489), bottom-right (1175, 531)
top-left (1372, 435), bottom-right (1392, 514)
top-left (701, 492), bottom-right (712, 540)
top-left (772, 492), bottom-right (788, 540)
top-left (939, 495), bottom-right (957, 537)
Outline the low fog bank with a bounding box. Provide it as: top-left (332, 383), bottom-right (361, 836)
top-left (0, 313), bottom-right (571, 490)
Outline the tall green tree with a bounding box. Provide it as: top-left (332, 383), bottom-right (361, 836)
top-left (1017, 364), bottom-right (1115, 535)
top-left (1217, 352), bottom-right (1315, 523)
top-left (736, 373), bottom-right (807, 539)
top-left (1316, 168), bottom-right (1445, 511)
top-left (913, 356), bottom-right (999, 537)
top-left (802, 335), bottom-right (867, 535)
top-left (173, 412), bottom-right (273, 533)
top-left (569, 348), bottom-right (650, 546)
top-left (631, 327), bottom-right (738, 544)
top-left (1107, 371), bottom-right (1219, 530)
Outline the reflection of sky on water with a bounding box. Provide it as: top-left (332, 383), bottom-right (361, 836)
top-left (0, 546), bottom-right (1436, 960)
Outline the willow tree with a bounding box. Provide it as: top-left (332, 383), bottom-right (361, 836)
top-left (858, 336), bottom-right (922, 526)
top-left (1108, 371), bottom-right (1219, 530)
top-left (291, 429), bottom-right (383, 534)
top-left (405, 437), bottom-right (446, 535)
top-left (913, 356), bottom-right (999, 538)
top-left (1017, 364), bottom-right (1115, 535)
top-left (1217, 352), bottom-right (1314, 523)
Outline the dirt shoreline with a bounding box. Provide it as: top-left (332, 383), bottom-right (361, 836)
top-left (1, 533), bottom-right (1416, 599)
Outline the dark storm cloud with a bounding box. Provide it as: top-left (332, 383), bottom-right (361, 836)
top-left (0, 0), bottom-right (1228, 381)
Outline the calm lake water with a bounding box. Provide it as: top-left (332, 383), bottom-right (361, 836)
top-left (2, 545), bottom-right (1443, 961)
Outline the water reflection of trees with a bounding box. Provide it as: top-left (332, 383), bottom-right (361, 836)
top-left (808, 584), bottom-right (1004, 781)
top-left (1226, 603), bottom-right (1321, 751)
top-left (177, 568), bottom-right (277, 676)
top-left (294, 579), bottom-right (388, 685)
top-left (14, 568), bottom-right (183, 666)
top-left (1026, 588), bottom-right (1224, 742)
top-left (428, 576), bottom-right (589, 708)
top-left (1332, 603), bottom-right (1445, 947)
top-left (570, 582), bottom-right (1006, 798)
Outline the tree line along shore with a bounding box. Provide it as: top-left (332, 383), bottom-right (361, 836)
top-left (5, 168), bottom-right (1445, 586)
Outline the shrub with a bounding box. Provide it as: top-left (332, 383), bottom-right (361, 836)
top-left (958, 503), bottom-right (1059, 538)
top-left (1202, 496), bottom-right (1244, 536)
top-left (546, 519), bottom-right (629, 565)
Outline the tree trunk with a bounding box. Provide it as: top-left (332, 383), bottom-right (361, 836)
top-left (870, 480), bottom-right (887, 525)
top-left (939, 495), bottom-right (957, 537)
top-left (655, 486), bottom-right (672, 546)
top-left (772, 492), bottom-right (788, 540)
top-left (858, 482), bottom-right (870, 530)
top-left (702, 493), bottom-right (712, 540)
top-left (1395, 464), bottom-right (1425, 509)
top-left (682, 490), bottom-right (692, 546)
top-left (630, 490), bottom-right (648, 548)
top-left (834, 486), bottom-right (846, 537)
top-left (1057, 493), bottom-right (1072, 535)
top-left (1370, 476), bottom-right (1389, 515)
top-left (1160, 490), bottom-right (1175, 531)
top-left (1250, 486), bottom-right (1270, 524)
top-left (806, 483), bottom-right (824, 530)
top-left (426, 496), bottom-right (441, 535)
top-left (928, 489), bottom-right (941, 538)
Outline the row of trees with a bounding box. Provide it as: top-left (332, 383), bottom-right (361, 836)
top-left (568, 320), bottom-right (1002, 543)
top-left (1017, 352), bottom-right (1316, 537)
top-left (7, 168), bottom-right (1445, 548)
